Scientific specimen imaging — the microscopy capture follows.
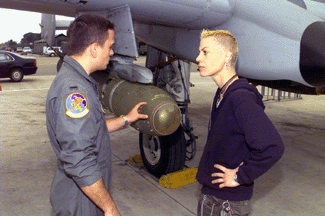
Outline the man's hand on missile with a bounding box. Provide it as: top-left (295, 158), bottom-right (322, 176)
top-left (106, 102), bottom-right (148, 133)
top-left (126, 102), bottom-right (148, 124)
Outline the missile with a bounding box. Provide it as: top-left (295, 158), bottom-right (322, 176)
top-left (91, 71), bottom-right (181, 136)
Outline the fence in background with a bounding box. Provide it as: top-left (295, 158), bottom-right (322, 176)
top-left (259, 86), bottom-right (302, 101)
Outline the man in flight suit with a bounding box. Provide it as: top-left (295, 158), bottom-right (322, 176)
top-left (46, 14), bottom-right (148, 216)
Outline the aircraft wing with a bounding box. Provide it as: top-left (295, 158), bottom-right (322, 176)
top-left (0, 0), bottom-right (233, 28)
top-left (0, 0), bottom-right (76, 17)
top-left (1, 0), bottom-right (325, 93)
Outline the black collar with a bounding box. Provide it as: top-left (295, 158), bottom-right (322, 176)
top-left (220, 74), bottom-right (238, 95)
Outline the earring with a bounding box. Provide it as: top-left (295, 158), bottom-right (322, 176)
top-left (226, 63), bottom-right (229, 69)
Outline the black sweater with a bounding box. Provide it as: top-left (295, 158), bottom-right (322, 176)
top-left (196, 79), bottom-right (285, 201)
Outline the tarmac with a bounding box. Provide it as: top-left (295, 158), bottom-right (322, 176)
top-left (0, 57), bottom-right (325, 215)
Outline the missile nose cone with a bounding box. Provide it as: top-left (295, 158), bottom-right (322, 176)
top-left (152, 102), bottom-right (181, 136)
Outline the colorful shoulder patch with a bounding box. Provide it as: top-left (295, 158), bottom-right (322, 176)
top-left (65, 93), bottom-right (89, 118)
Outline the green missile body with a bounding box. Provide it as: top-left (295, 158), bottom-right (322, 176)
top-left (92, 71), bottom-right (181, 136)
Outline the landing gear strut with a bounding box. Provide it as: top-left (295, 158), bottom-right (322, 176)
top-left (139, 46), bottom-right (197, 177)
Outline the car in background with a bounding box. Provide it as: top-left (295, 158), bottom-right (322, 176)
top-left (44, 47), bottom-right (62, 57)
top-left (16, 47), bottom-right (23, 52)
top-left (23, 47), bottom-right (32, 53)
top-left (0, 51), bottom-right (37, 82)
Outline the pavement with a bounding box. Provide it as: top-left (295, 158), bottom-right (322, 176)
top-left (0, 58), bottom-right (325, 215)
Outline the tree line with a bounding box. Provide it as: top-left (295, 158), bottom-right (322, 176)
top-left (1, 32), bottom-right (41, 50)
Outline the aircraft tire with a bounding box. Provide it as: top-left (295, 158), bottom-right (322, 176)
top-left (139, 126), bottom-right (186, 177)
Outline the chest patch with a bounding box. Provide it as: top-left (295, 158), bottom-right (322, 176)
top-left (65, 93), bottom-right (89, 118)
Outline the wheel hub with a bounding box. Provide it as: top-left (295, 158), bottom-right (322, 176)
top-left (143, 135), bottom-right (161, 165)
top-left (13, 72), bottom-right (21, 79)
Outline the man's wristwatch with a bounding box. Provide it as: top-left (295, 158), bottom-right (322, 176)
top-left (120, 115), bottom-right (129, 126)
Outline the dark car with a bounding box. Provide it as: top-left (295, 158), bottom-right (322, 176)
top-left (0, 51), bottom-right (37, 82)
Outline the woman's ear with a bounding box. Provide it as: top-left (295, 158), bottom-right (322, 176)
top-left (226, 53), bottom-right (233, 64)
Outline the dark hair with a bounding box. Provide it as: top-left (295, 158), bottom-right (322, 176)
top-left (67, 14), bottom-right (114, 56)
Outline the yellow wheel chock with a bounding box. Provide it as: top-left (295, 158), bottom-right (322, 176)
top-left (128, 154), bottom-right (198, 189)
top-left (128, 154), bottom-right (144, 167)
top-left (159, 167), bottom-right (198, 189)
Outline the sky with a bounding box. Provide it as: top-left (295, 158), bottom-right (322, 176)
top-left (0, 8), bottom-right (73, 44)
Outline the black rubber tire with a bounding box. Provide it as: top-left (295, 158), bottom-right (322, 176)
top-left (9, 68), bottom-right (24, 82)
top-left (139, 126), bottom-right (186, 177)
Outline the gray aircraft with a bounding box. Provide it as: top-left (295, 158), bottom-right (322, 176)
top-left (1, 0), bottom-right (325, 177)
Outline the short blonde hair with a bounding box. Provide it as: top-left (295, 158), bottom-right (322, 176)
top-left (200, 29), bottom-right (238, 66)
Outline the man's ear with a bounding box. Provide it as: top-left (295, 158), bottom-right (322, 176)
top-left (90, 43), bottom-right (98, 58)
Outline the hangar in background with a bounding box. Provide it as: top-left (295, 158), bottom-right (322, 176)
top-left (33, 33), bottom-right (66, 55)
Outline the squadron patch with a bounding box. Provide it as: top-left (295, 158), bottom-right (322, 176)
top-left (66, 93), bottom-right (89, 118)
